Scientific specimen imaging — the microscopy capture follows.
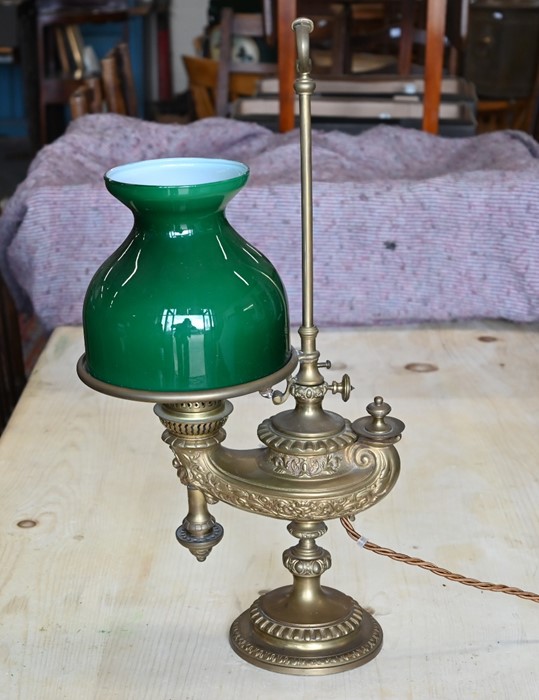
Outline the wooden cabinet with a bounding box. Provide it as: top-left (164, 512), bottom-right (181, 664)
top-left (465, 1), bottom-right (539, 99)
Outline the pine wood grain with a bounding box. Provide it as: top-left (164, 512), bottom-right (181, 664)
top-left (1, 323), bottom-right (538, 699)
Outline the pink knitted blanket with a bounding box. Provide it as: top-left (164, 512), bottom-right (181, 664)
top-left (1, 114), bottom-right (539, 331)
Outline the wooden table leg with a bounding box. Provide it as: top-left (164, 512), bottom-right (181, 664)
top-left (423, 0), bottom-right (447, 134)
top-left (398, 0), bottom-right (415, 76)
top-left (277, 0), bottom-right (296, 132)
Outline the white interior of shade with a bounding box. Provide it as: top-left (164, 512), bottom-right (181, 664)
top-left (106, 158), bottom-right (248, 186)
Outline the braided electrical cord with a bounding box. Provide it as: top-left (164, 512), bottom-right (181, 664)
top-left (340, 517), bottom-right (539, 604)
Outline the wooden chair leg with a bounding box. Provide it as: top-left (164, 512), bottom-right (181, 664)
top-left (183, 55), bottom-right (219, 119)
top-left (423, 0), bottom-right (447, 134)
top-left (398, 0), bottom-right (415, 76)
top-left (330, 4), bottom-right (349, 75)
top-left (277, 0), bottom-right (296, 132)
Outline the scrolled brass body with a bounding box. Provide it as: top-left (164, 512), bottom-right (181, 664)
top-left (160, 396), bottom-right (401, 524)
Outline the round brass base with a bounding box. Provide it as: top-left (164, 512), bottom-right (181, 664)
top-left (229, 586), bottom-right (383, 676)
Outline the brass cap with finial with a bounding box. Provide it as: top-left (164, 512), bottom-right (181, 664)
top-left (352, 396), bottom-right (405, 442)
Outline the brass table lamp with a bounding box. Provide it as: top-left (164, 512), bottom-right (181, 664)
top-left (78, 18), bottom-right (404, 675)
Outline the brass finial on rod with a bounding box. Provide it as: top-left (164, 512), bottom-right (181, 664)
top-left (292, 17), bottom-right (313, 75)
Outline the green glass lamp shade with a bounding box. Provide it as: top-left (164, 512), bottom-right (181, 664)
top-left (82, 157), bottom-right (291, 394)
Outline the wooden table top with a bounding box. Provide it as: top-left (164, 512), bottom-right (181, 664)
top-left (1, 323), bottom-right (538, 698)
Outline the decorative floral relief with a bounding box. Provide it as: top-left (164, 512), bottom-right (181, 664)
top-left (271, 452), bottom-right (342, 477)
top-left (290, 384), bottom-right (327, 401)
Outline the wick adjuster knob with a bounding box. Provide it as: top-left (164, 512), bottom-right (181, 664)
top-left (352, 396), bottom-right (405, 442)
top-left (329, 374), bottom-right (353, 402)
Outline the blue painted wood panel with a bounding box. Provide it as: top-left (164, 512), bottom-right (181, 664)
top-left (0, 61), bottom-right (28, 137)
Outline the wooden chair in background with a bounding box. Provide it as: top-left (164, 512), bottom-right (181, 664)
top-left (476, 99), bottom-right (531, 134)
top-left (183, 54), bottom-right (267, 120)
top-left (309, 0), bottom-right (414, 76)
top-left (472, 69), bottom-right (539, 135)
top-left (474, 55), bottom-right (539, 135)
top-left (182, 55), bottom-right (219, 120)
top-left (186, 2), bottom-right (471, 135)
top-left (182, 8), bottom-right (278, 121)
top-left (276, 0), bottom-right (454, 134)
top-left (215, 8), bottom-right (277, 117)
top-left (183, 2), bottom-right (457, 133)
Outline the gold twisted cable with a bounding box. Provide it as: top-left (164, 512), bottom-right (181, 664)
top-left (340, 517), bottom-right (539, 604)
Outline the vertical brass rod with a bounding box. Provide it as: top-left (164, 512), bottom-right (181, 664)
top-left (292, 18), bottom-right (315, 333)
top-left (299, 89), bottom-right (313, 330)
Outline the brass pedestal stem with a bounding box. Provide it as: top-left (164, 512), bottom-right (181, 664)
top-left (230, 520), bottom-right (382, 675)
